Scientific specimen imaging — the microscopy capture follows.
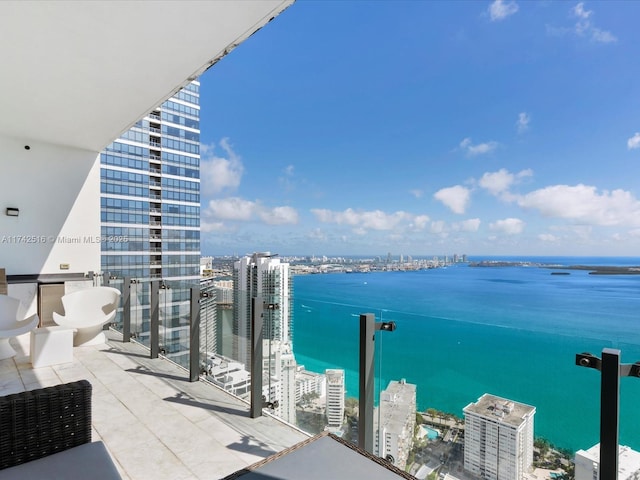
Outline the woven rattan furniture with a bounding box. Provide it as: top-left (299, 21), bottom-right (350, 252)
top-left (0, 380), bottom-right (121, 479)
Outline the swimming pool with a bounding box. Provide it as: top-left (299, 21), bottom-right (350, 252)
top-left (420, 425), bottom-right (439, 440)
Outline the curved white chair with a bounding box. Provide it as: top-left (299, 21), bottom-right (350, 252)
top-left (0, 295), bottom-right (39, 359)
top-left (53, 287), bottom-right (121, 346)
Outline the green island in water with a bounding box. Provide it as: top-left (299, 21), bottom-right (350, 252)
top-left (469, 261), bottom-right (640, 275)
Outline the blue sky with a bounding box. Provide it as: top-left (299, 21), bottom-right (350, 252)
top-left (198, 1), bottom-right (640, 257)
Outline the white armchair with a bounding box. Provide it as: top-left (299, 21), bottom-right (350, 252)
top-left (53, 287), bottom-right (121, 346)
top-left (0, 295), bottom-right (39, 359)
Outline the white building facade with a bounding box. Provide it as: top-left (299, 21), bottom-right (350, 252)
top-left (262, 340), bottom-right (297, 425)
top-left (296, 367), bottom-right (326, 403)
top-left (233, 253), bottom-right (296, 424)
top-left (374, 379), bottom-right (417, 470)
top-left (575, 444), bottom-right (640, 480)
top-left (233, 253), bottom-right (292, 367)
top-left (325, 369), bottom-right (345, 429)
top-left (463, 394), bottom-right (535, 480)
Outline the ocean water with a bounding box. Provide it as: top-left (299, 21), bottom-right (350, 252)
top-left (291, 257), bottom-right (640, 452)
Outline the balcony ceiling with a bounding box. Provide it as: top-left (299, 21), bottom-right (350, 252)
top-left (0, 0), bottom-right (293, 152)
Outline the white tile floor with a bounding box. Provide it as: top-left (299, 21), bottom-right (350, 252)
top-left (1, 330), bottom-right (309, 479)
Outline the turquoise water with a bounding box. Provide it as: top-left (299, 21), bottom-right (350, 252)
top-left (291, 257), bottom-right (640, 452)
top-left (420, 426), bottom-right (439, 440)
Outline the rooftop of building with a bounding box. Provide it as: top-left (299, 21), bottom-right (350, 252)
top-left (576, 444), bottom-right (640, 477)
top-left (376, 380), bottom-right (417, 433)
top-left (463, 393), bottom-right (536, 428)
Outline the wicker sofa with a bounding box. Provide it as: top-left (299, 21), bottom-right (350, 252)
top-left (0, 380), bottom-right (121, 479)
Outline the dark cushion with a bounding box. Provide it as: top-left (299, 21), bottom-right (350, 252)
top-left (0, 441), bottom-right (121, 480)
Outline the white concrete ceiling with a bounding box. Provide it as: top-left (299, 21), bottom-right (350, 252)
top-left (0, 0), bottom-right (293, 152)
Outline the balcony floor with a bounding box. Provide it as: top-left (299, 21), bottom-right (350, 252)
top-left (0, 330), bottom-right (308, 479)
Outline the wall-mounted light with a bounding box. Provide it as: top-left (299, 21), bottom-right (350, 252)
top-left (6, 207), bottom-right (19, 217)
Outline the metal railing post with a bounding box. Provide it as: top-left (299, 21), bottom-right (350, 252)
top-left (150, 280), bottom-right (160, 359)
top-left (576, 348), bottom-right (640, 480)
top-left (359, 313), bottom-right (376, 453)
top-left (359, 313), bottom-right (396, 455)
top-left (122, 277), bottom-right (131, 342)
top-left (189, 286), bottom-right (201, 382)
top-left (600, 349), bottom-right (620, 480)
top-left (250, 297), bottom-right (264, 418)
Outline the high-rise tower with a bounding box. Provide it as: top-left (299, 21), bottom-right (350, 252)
top-left (100, 83), bottom-right (201, 364)
top-left (233, 252), bottom-right (296, 424)
top-left (232, 252), bottom-right (292, 367)
top-left (100, 82), bottom-right (200, 281)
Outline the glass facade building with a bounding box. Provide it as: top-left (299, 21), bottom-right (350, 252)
top-left (100, 82), bottom-right (201, 366)
top-left (100, 82), bottom-right (201, 281)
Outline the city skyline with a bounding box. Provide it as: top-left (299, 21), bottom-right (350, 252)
top-left (196, 1), bottom-right (640, 257)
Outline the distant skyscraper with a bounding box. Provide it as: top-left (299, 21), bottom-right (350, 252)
top-left (233, 252), bottom-right (296, 424)
top-left (232, 252), bottom-right (292, 367)
top-left (463, 393), bottom-right (535, 480)
top-left (325, 369), bottom-right (345, 430)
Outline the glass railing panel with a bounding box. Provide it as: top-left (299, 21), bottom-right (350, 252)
top-left (293, 291), bottom-right (383, 441)
top-left (107, 277), bottom-right (125, 333)
top-left (158, 279), bottom-right (195, 370)
top-left (197, 284), bottom-right (363, 435)
top-left (130, 279), bottom-right (150, 349)
top-left (262, 290), bottom-right (297, 426)
top-left (200, 284), bottom-right (251, 401)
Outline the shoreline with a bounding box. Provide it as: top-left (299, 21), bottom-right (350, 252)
top-left (469, 260), bottom-right (640, 275)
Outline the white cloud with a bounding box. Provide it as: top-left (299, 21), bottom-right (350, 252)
top-left (459, 137), bottom-right (498, 156)
top-left (278, 165), bottom-right (296, 192)
top-left (571, 2), bottom-right (617, 43)
top-left (627, 133), bottom-right (640, 150)
top-left (489, 218), bottom-right (525, 235)
top-left (205, 197), bottom-right (255, 221)
top-left (478, 168), bottom-right (533, 196)
top-left (410, 189), bottom-right (424, 199)
top-left (259, 206), bottom-right (299, 225)
top-left (518, 184), bottom-right (640, 227)
top-left (307, 228), bottom-right (327, 242)
top-left (488, 0), bottom-right (519, 21)
top-left (434, 185), bottom-right (471, 214)
top-left (591, 28), bottom-right (617, 43)
top-left (311, 208), bottom-right (416, 231)
top-left (411, 215), bottom-right (430, 230)
top-left (516, 112), bottom-right (530, 133)
top-left (454, 218), bottom-right (481, 232)
top-left (430, 221), bottom-right (446, 234)
top-left (573, 2), bottom-right (591, 20)
top-left (204, 197), bottom-right (298, 225)
top-left (200, 221), bottom-right (227, 233)
top-left (538, 233), bottom-right (559, 242)
top-left (200, 138), bottom-right (244, 195)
